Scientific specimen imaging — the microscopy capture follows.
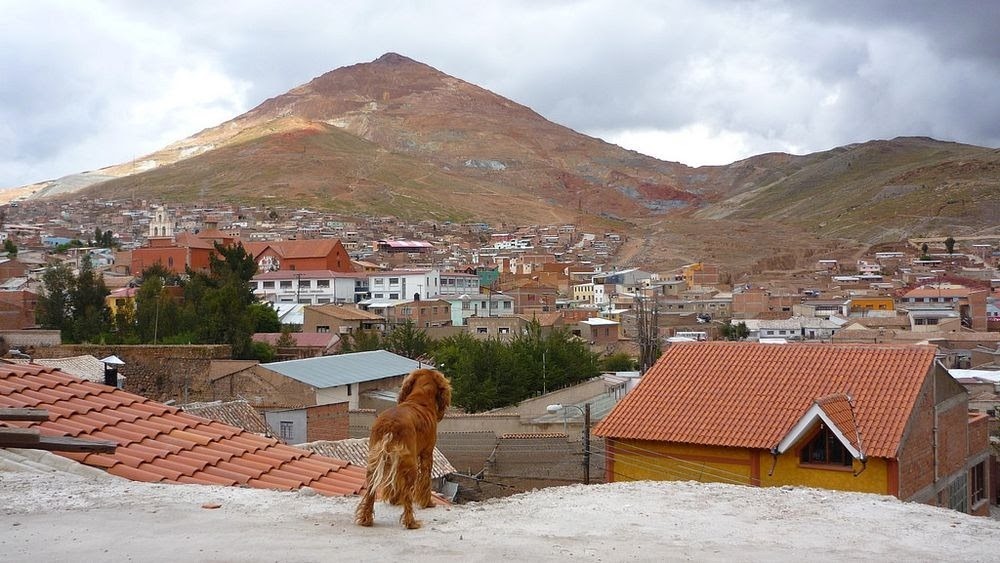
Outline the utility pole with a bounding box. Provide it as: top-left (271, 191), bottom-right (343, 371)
top-left (583, 402), bottom-right (591, 485)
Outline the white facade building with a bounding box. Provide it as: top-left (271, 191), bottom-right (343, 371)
top-left (368, 269), bottom-right (440, 301)
top-left (252, 270), bottom-right (368, 305)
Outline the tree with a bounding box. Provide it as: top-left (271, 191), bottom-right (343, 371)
top-left (135, 274), bottom-right (180, 343)
top-left (35, 262), bottom-right (75, 337)
top-left (70, 255), bottom-right (110, 342)
top-left (384, 320), bottom-right (432, 360)
top-left (248, 303), bottom-right (281, 333)
top-left (720, 320), bottom-right (750, 341)
top-left (340, 329), bottom-right (383, 353)
top-left (921, 242), bottom-right (929, 258)
top-left (600, 352), bottom-right (637, 372)
top-left (275, 325), bottom-right (296, 348)
top-left (944, 236), bottom-right (956, 255)
top-left (3, 238), bottom-right (16, 256)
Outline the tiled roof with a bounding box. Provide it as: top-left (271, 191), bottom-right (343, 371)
top-left (0, 363), bottom-right (366, 495)
top-left (8, 356), bottom-right (105, 383)
top-left (593, 342), bottom-right (938, 459)
top-left (298, 438), bottom-right (456, 479)
top-left (816, 393), bottom-right (863, 454)
top-left (305, 304), bottom-right (385, 321)
top-left (249, 239), bottom-right (341, 260)
top-left (180, 400), bottom-right (276, 437)
top-left (252, 332), bottom-right (338, 348)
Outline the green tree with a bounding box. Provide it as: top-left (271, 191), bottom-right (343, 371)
top-left (70, 255), bottom-right (110, 342)
top-left (944, 236), bottom-right (956, 254)
top-left (36, 262), bottom-right (76, 337)
top-left (921, 242), bottom-right (929, 258)
top-left (112, 297), bottom-right (138, 343)
top-left (384, 319), bottom-right (432, 359)
top-left (720, 320), bottom-right (750, 341)
top-left (340, 329), bottom-right (383, 353)
top-left (135, 274), bottom-right (181, 343)
top-left (433, 321), bottom-right (600, 412)
top-left (275, 325), bottom-right (296, 348)
top-left (249, 303), bottom-right (281, 333)
top-left (3, 238), bottom-right (16, 256)
top-left (181, 242), bottom-right (259, 358)
top-left (600, 352), bottom-right (637, 372)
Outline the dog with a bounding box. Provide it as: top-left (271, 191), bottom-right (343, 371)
top-left (354, 368), bottom-right (452, 529)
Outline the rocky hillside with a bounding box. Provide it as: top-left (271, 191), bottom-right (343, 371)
top-left (13, 54), bottom-right (999, 269)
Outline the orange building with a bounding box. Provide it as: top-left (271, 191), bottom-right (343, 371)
top-left (130, 230), bottom-right (237, 275)
top-left (595, 342), bottom-right (991, 516)
top-left (244, 239), bottom-right (352, 273)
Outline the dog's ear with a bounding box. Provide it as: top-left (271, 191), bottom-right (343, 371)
top-left (398, 371), bottom-right (417, 403)
top-left (435, 370), bottom-right (452, 421)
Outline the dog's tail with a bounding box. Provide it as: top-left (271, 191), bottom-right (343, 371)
top-left (366, 432), bottom-right (407, 505)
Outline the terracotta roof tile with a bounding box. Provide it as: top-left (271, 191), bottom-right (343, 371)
top-left (0, 362), bottom-right (366, 497)
top-left (593, 342), bottom-right (938, 459)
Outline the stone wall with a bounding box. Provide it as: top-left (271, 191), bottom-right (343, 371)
top-left (33, 344), bottom-right (231, 402)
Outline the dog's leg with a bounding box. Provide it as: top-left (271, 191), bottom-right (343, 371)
top-left (398, 461), bottom-right (421, 529)
top-left (354, 483), bottom-right (376, 527)
top-left (417, 448), bottom-right (435, 508)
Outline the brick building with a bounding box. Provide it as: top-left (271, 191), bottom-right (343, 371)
top-left (595, 342), bottom-right (992, 516)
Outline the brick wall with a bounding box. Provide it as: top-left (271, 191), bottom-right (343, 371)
top-left (305, 402), bottom-right (349, 441)
top-left (33, 344), bottom-right (231, 402)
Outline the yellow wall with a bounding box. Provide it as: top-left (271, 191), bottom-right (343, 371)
top-left (610, 439), bottom-right (891, 496)
top-left (850, 296), bottom-right (895, 312)
top-left (758, 448), bottom-right (890, 495)
top-left (610, 440), bottom-right (754, 485)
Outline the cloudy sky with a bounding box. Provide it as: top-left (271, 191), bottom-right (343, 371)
top-left (2, 0), bottom-right (999, 189)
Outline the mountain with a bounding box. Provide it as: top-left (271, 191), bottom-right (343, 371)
top-left (13, 53), bottom-right (1000, 270)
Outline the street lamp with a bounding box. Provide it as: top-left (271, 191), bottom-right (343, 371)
top-left (546, 403), bottom-right (591, 484)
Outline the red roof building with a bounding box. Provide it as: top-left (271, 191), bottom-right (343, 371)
top-left (594, 342), bottom-right (992, 515)
top-left (0, 362), bottom-right (366, 495)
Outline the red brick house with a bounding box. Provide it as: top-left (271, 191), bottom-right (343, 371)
top-left (595, 342), bottom-right (991, 516)
top-left (243, 239), bottom-right (353, 273)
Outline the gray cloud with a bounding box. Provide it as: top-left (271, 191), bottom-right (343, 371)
top-left (2, 0), bottom-right (998, 187)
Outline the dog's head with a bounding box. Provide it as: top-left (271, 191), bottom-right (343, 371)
top-left (398, 368), bottom-right (452, 421)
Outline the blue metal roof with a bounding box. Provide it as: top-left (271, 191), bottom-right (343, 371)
top-left (261, 350), bottom-right (430, 388)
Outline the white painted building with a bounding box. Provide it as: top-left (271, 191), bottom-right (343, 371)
top-left (368, 269), bottom-right (440, 300)
top-left (252, 270), bottom-right (368, 305)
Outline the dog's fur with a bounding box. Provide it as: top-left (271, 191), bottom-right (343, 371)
top-left (354, 368), bottom-right (452, 529)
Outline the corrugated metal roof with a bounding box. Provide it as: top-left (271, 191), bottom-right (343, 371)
top-left (261, 350), bottom-right (430, 388)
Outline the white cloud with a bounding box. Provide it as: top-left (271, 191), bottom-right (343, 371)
top-left (1, 1), bottom-right (998, 187)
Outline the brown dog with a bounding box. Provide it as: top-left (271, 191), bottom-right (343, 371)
top-left (354, 368), bottom-right (452, 529)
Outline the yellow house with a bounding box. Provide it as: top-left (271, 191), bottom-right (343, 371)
top-left (594, 342), bottom-right (992, 516)
top-left (105, 287), bottom-right (138, 318)
top-left (849, 295), bottom-right (895, 315)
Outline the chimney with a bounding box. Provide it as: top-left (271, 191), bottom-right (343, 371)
top-left (103, 364), bottom-right (119, 388)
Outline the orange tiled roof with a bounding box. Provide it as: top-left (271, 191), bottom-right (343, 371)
top-left (0, 363), bottom-right (365, 495)
top-left (593, 342), bottom-right (938, 459)
top-left (815, 393), bottom-right (863, 454)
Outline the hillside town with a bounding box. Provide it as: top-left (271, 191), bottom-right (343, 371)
top-left (0, 196), bottom-right (999, 522)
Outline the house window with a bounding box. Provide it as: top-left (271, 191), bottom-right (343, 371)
top-left (477, 327), bottom-right (488, 334)
top-left (971, 462), bottom-right (987, 505)
top-left (317, 326), bottom-right (329, 333)
top-left (498, 327), bottom-right (510, 334)
top-left (389, 277), bottom-right (399, 285)
top-left (949, 473), bottom-right (968, 513)
top-left (279, 421), bottom-right (294, 441)
top-left (280, 280), bottom-right (292, 289)
top-left (390, 293), bottom-right (399, 299)
top-left (799, 426), bottom-right (852, 467)
top-left (262, 281), bottom-right (275, 289)
top-left (346, 384), bottom-right (351, 396)
top-left (317, 279), bottom-right (330, 288)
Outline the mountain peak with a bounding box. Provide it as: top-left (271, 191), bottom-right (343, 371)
top-left (373, 52), bottom-right (418, 65)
